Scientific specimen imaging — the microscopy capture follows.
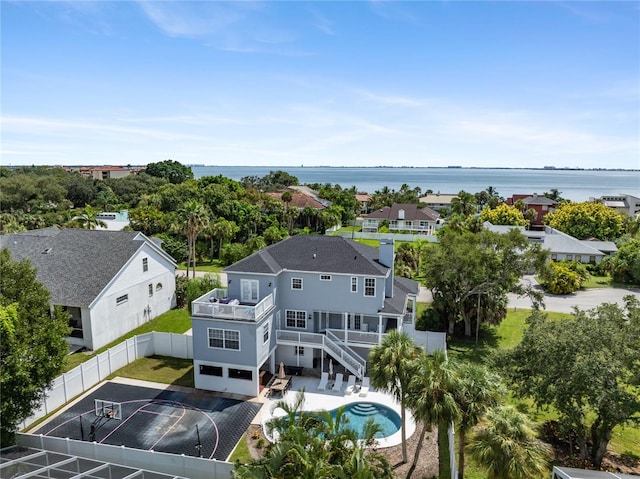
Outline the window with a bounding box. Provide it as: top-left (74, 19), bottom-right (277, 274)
top-left (286, 310), bottom-right (307, 329)
top-left (351, 277), bottom-right (358, 293)
top-left (566, 255), bottom-right (573, 261)
top-left (156, 283), bottom-right (163, 291)
top-left (405, 221), bottom-right (412, 228)
top-left (208, 328), bottom-right (240, 350)
top-left (294, 346), bottom-right (304, 356)
top-left (551, 254), bottom-right (557, 260)
top-left (348, 314), bottom-right (361, 330)
top-left (116, 294), bottom-right (128, 305)
top-left (229, 368), bottom-right (253, 381)
top-left (364, 278), bottom-right (375, 297)
top-left (419, 221), bottom-right (428, 228)
top-left (320, 275), bottom-right (332, 281)
top-left (148, 284), bottom-right (153, 297)
top-left (199, 365), bottom-right (223, 376)
top-left (389, 220), bottom-right (398, 229)
top-left (575, 255), bottom-right (582, 262)
top-left (263, 322), bottom-right (270, 344)
top-left (142, 258), bottom-right (148, 272)
top-left (589, 256), bottom-right (596, 263)
top-left (291, 278), bottom-right (303, 290)
top-left (542, 205), bottom-right (548, 211)
top-left (241, 279), bottom-right (259, 303)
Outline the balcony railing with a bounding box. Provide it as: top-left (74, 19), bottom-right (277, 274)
top-left (327, 328), bottom-right (382, 346)
top-left (191, 289), bottom-right (274, 321)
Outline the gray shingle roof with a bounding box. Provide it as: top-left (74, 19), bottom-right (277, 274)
top-left (224, 235), bottom-right (390, 276)
top-left (0, 227), bottom-right (171, 307)
top-left (366, 203), bottom-right (440, 221)
top-left (381, 276), bottom-right (420, 315)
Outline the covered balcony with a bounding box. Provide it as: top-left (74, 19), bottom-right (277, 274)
top-left (191, 288), bottom-right (274, 321)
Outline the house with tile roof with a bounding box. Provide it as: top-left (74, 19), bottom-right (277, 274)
top-left (0, 227), bottom-right (177, 351)
top-left (363, 203), bottom-right (441, 235)
top-left (190, 235), bottom-right (422, 396)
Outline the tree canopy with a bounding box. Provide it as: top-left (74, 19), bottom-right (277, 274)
top-left (544, 201), bottom-right (624, 240)
top-left (479, 203), bottom-right (528, 227)
top-left (234, 390), bottom-right (393, 478)
top-left (0, 248), bottom-right (70, 446)
top-left (144, 159), bottom-right (194, 184)
top-left (610, 238), bottom-right (640, 285)
top-left (498, 298), bottom-right (640, 468)
top-left (423, 227), bottom-right (547, 337)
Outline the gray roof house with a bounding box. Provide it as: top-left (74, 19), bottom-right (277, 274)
top-left (0, 227), bottom-right (177, 351)
top-left (363, 203), bottom-right (441, 235)
top-left (483, 223), bottom-right (616, 263)
top-left (189, 235), bottom-right (439, 397)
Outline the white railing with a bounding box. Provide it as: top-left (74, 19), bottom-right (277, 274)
top-left (325, 330), bottom-right (368, 365)
top-left (276, 330), bottom-right (366, 377)
top-left (192, 292), bottom-right (274, 321)
top-left (327, 328), bottom-right (381, 346)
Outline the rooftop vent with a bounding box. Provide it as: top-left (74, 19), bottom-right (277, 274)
top-left (42, 248), bottom-right (52, 254)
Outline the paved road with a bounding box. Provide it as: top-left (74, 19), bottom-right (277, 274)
top-left (508, 276), bottom-right (640, 313)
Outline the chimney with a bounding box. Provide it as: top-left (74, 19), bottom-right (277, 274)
top-left (379, 239), bottom-right (394, 298)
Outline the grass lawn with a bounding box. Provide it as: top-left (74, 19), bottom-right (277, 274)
top-left (107, 355), bottom-right (194, 388)
top-left (177, 260), bottom-right (225, 273)
top-left (447, 308), bottom-right (640, 476)
top-left (63, 309), bottom-right (192, 372)
top-left (229, 435), bottom-right (253, 464)
top-left (581, 275), bottom-right (636, 290)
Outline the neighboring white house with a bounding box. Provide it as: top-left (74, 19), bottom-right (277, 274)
top-left (0, 227), bottom-right (177, 351)
top-left (190, 235), bottom-right (446, 397)
top-left (363, 203), bottom-right (441, 234)
top-left (591, 194), bottom-right (640, 217)
top-left (484, 223), bottom-right (617, 263)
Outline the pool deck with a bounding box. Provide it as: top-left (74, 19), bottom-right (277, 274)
top-left (256, 376), bottom-right (416, 448)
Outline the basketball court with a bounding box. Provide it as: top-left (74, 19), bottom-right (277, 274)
top-left (32, 382), bottom-right (262, 461)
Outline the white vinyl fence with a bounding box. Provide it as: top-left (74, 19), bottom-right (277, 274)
top-left (333, 230), bottom-right (440, 242)
top-left (17, 433), bottom-right (232, 479)
top-left (22, 332), bottom-right (193, 430)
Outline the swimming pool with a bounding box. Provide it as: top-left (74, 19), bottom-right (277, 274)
top-left (325, 402), bottom-right (402, 439)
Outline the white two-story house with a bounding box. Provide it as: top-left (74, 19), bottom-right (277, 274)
top-left (0, 227), bottom-right (177, 351)
top-left (190, 235), bottom-right (421, 397)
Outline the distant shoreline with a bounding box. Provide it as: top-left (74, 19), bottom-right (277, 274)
top-left (6, 165), bottom-right (638, 172)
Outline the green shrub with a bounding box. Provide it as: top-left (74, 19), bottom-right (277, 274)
top-left (539, 261), bottom-right (583, 294)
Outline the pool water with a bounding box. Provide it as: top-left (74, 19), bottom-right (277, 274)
top-left (326, 402), bottom-right (402, 439)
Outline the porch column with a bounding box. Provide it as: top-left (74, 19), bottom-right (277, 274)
top-left (344, 312), bottom-right (348, 342)
top-left (378, 314), bottom-right (383, 341)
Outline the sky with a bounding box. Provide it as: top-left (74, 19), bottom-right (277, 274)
top-left (1, 1), bottom-right (639, 169)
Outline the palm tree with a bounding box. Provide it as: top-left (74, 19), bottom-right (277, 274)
top-left (451, 191), bottom-right (477, 216)
top-left (68, 204), bottom-right (107, 229)
top-left (210, 218), bottom-right (239, 259)
top-left (176, 200), bottom-right (209, 278)
top-left (469, 405), bottom-right (552, 479)
top-left (407, 350), bottom-right (460, 479)
top-left (236, 390), bottom-right (392, 479)
top-left (369, 330), bottom-right (421, 464)
top-left (454, 364), bottom-right (504, 479)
